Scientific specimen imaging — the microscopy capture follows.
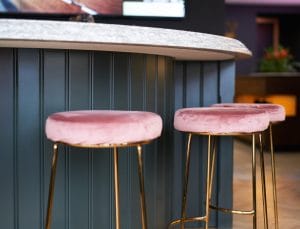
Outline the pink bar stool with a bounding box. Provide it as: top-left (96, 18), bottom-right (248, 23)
top-left (44, 110), bottom-right (163, 229)
top-left (212, 103), bottom-right (286, 229)
top-left (168, 107), bottom-right (270, 229)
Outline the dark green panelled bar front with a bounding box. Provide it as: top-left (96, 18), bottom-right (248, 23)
top-left (0, 19), bottom-right (251, 229)
top-left (0, 48), bottom-right (234, 229)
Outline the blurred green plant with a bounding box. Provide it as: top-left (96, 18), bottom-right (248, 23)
top-left (259, 46), bottom-right (294, 72)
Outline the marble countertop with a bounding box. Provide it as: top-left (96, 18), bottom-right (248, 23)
top-left (0, 19), bottom-right (252, 60)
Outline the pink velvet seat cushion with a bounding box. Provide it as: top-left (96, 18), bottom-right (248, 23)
top-left (174, 107), bottom-right (269, 134)
top-left (46, 110), bottom-right (163, 145)
top-left (212, 103), bottom-right (285, 122)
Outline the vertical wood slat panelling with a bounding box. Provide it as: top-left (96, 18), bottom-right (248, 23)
top-left (92, 52), bottom-right (113, 229)
top-left (144, 55), bottom-right (158, 229)
top-left (0, 48), bottom-right (235, 229)
top-left (171, 62), bottom-right (185, 220)
top-left (156, 56), bottom-right (167, 228)
top-left (43, 50), bottom-right (67, 229)
top-left (68, 51), bottom-right (91, 229)
top-left (202, 62), bottom-right (220, 227)
top-left (217, 60), bottom-right (235, 229)
top-left (113, 53), bottom-right (130, 229)
top-left (185, 62), bottom-right (203, 228)
top-left (165, 57), bottom-right (174, 224)
top-left (0, 48), bottom-right (15, 229)
top-left (129, 54), bottom-right (147, 229)
top-left (17, 49), bottom-right (41, 229)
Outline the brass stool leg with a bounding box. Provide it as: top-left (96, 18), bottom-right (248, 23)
top-left (269, 124), bottom-right (279, 229)
top-left (180, 133), bottom-right (193, 229)
top-left (252, 134), bottom-right (257, 229)
top-left (259, 133), bottom-right (269, 229)
top-left (205, 135), bottom-right (213, 229)
top-left (137, 145), bottom-right (148, 229)
top-left (207, 136), bottom-right (217, 223)
top-left (45, 143), bottom-right (59, 229)
top-left (209, 137), bottom-right (217, 203)
top-left (113, 147), bottom-right (120, 229)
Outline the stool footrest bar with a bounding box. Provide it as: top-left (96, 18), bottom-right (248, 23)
top-left (210, 204), bottom-right (254, 215)
top-left (168, 216), bottom-right (207, 227)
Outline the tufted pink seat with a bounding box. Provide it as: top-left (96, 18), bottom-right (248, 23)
top-left (46, 110), bottom-right (163, 146)
top-left (174, 107), bottom-right (270, 134)
top-left (212, 103), bottom-right (285, 122)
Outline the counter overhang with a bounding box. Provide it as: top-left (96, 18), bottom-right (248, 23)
top-left (0, 19), bottom-right (252, 61)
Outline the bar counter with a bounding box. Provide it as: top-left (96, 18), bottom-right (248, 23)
top-left (0, 19), bottom-right (250, 60)
top-left (0, 19), bottom-right (251, 229)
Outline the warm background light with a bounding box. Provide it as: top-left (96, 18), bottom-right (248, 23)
top-left (235, 94), bottom-right (297, 117)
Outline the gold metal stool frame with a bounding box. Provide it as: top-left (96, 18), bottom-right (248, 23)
top-left (45, 140), bottom-right (152, 229)
top-left (168, 131), bottom-right (269, 229)
top-left (268, 123), bottom-right (279, 229)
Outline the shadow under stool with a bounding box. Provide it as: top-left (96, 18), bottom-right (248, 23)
top-left (44, 110), bottom-right (163, 229)
top-left (213, 103), bottom-right (286, 229)
top-left (168, 107), bottom-right (270, 229)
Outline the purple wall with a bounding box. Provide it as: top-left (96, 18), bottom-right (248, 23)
top-left (226, 4), bottom-right (300, 75)
top-left (226, 0), bottom-right (300, 5)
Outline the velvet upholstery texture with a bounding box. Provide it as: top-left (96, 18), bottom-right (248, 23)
top-left (212, 103), bottom-right (286, 122)
top-left (46, 110), bottom-right (163, 145)
top-left (174, 107), bottom-right (269, 134)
